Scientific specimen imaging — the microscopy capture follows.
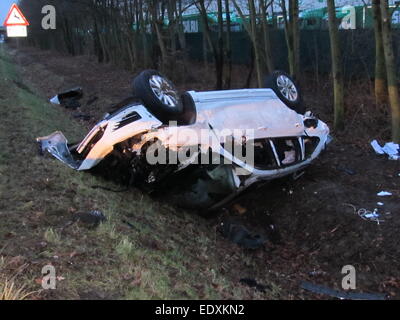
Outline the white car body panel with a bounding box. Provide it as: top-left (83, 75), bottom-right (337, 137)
top-left (191, 89), bottom-right (305, 140)
top-left (78, 105), bottom-right (162, 170)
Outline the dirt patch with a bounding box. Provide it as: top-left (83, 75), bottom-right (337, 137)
top-left (6, 44), bottom-right (400, 299)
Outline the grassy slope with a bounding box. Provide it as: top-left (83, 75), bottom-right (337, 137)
top-left (0, 45), bottom-right (280, 300)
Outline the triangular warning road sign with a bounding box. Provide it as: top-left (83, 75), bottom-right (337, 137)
top-left (3, 3), bottom-right (29, 27)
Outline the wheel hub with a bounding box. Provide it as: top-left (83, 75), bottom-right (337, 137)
top-left (149, 75), bottom-right (179, 108)
top-left (277, 75), bottom-right (298, 102)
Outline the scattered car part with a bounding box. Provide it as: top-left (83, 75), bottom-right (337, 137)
top-left (50, 87), bottom-right (83, 105)
top-left (85, 210), bottom-right (107, 224)
top-left (61, 210), bottom-right (107, 231)
top-left (265, 70), bottom-right (305, 114)
top-left (37, 70), bottom-right (331, 211)
top-left (50, 87), bottom-right (83, 110)
top-left (371, 140), bottom-right (400, 160)
top-left (37, 131), bottom-right (80, 169)
top-left (300, 281), bottom-right (387, 300)
top-left (219, 220), bottom-right (266, 249)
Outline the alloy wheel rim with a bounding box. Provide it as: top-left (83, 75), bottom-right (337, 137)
top-left (277, 75), bottom-right (298, 102)
top-left (149, 75), bottom-right (179, 108)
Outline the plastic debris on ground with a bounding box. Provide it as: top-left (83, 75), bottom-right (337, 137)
top-left (358, 208), bottom-right (384, 224)
top-left (75, 210), bottom-right (107, 226)
top-left (371, 140), bottom-right (400, 160)
top-left (344, 203), bottom-right (389, 225)
top-left (377, 191), bottom-right (392, 197)
top-left (50, 87), bottom-right (83, 110)
top-left (61, 210), bottom-right (107, 231)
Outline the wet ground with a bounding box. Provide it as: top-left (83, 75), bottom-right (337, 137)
top-left (8, 45), bottom-right (400, 299)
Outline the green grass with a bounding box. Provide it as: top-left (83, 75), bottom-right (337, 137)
top-left (0, 44), bottom-right (282, 300)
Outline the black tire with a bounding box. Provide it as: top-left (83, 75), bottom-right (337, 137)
top-left (265, 70), bottom-right (305, 114)
top-left (133, 70), bottom-right (184, 123)
top-left (178, 92), bottom-right (197, 125)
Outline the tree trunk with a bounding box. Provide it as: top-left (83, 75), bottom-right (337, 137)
top-left (291, 0), bottom-right (300, 80)
top-left (259, 0), bottom-right (274, 74)
top-left (154, 21), bottom-right (168, 69)
top-left (168, 0), bottom-right (177, 54)
top-left (224, 0), bottom-right (232, 89)
top-left (216, 0), bottom-right (224, 90)
top-left (177, 0), bottom-right (188, 77)
top-left (372, 0), bottom-right (388, 104)
top-left (380, 0), bottom-right (400, 142)
top-left (232, 0), bottom-right (263, 87)
top-left (198, 0), bottom-right (220, 89)
top-left (248, 0), bottom-right (263, 88)
top-left (281, 0), bottom-right (300, 80)
top-left (327, 0), bottom-right (345, 130)
top-left (139, 0), bottom-right (149, 68)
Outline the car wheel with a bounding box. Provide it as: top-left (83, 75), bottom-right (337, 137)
top-left (133, 70), bottom-right (184, 123)
top-left (178, 92), bottom-right (197, 125)
top-left (264, 70), bottom-right (305, 114)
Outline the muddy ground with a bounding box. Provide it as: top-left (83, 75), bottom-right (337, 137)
top-left (4, 44), bottom-right (400, 299)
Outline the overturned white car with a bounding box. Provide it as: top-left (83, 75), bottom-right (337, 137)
top-left (38, 70), bottom-right (330, 211)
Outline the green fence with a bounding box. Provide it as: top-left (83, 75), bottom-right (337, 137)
top-left (185, 29), bottom-right (399, 78)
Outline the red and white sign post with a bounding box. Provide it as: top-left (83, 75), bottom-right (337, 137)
top-left (3, 3), bottom-right (30, 37)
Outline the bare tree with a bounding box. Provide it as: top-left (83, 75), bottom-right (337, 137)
top-left (259, 0), bottom-right (274, 74)
top-left (197, 0), bottom-right (223, 89)
top-left (380, 0), bottom-right (400, 141)
top-left (216, 0), bottom-right (224, 89)
top-left (224, 0), bottom-right (232, 88)
top-left (327, 0), bottom-right (345, 130)
top-left (232, 0), bottom-right (263, 87)
top-left (280, 0), bottom-right (300, 80)
top-left (372, 0), bottom-right (387, 104)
